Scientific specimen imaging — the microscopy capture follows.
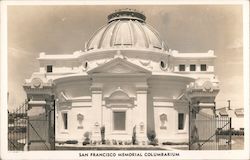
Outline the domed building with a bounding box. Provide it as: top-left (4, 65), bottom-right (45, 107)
top-left (23, 9), bottom-right (219, 149)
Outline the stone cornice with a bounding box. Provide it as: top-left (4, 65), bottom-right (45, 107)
top-left (187, 90), bottom-right (219, 98)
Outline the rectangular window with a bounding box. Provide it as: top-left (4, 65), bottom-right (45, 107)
top-left (113, 111), bottom-right (126, 131)
top-left (47, 65), bottom-right (53, 73)
top-left (62, 113), bottom-right (68, 130)
top-left (178, 113), bottom-right (185, 130)
top-left (200, 64), bottom-right (207, 71)
top-left (190, 64), bottom-right (196, 71)
top-left (179, 64), bottom-right (185, 71)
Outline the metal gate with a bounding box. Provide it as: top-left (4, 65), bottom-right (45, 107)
top-left (8, 100), bottom-right (28, 151)
top-left (8, 99), bottom-right (55, 151)
top-left (27, 100), bottom-right (55, 150)
top-left (189, 107), bottom-right (232, 150)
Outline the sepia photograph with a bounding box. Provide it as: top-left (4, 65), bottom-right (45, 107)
top-left (1, 0), bottom-right (249, 160)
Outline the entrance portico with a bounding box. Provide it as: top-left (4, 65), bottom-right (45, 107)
top-left (87, 55), bottom-right (151, 142)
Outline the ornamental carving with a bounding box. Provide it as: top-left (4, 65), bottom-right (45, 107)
top-left (139, 60), bottom-right (151, 66)
top-left (96, 59), bottom-right (108, 66)
top-left (139, 122), bottom-right (144, 132)
top-left (114, 50), bottom-right (124, 59)
top-left (105, 87), bottom-right (134, 108)
top-left (31, 78), bottom-right (43, 88)
top-left (77, 113), bottom-right (84, 129)
top-left (202, 81), bottom-right (214, 92)
top-left (94, 122), bottom-right (100, 133)
top-left (160, 113), bottom-right (167, 129)
top-left (107, 64), bottom-right (134, 74)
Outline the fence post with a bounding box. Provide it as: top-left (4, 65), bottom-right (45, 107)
top-left (188, 102), bottom-right (191, 150)
top-left (229, 117), bottom-right (232, 150)
top-left (26, 100), bottom-right (30, 151)
top-left (27, 116), bottom-right (30, 151)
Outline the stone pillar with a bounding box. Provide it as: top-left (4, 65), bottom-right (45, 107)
top-left (135, 84), bottom-right (148, 143)
top-left (23, 77), bottom-right (54, 150)
top-left (90, 83), bottom-right (103, 141)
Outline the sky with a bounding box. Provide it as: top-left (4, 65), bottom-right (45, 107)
top-left (7, 5), bottom-right (243, 111)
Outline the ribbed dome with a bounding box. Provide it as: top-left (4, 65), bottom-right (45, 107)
top-left (86, 9), bottom-right (168, 51)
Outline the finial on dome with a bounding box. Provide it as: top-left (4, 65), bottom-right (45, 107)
top-left (107, 8), bottom-right (146, 23)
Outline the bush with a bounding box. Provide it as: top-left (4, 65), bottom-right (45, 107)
top-left (216, 129), bottom-right (244, 136)
top-left (65, 140), bottom-right (78, 144)
top-left (106, 140), bottom-right (111, 145)
top-left (162, 141), bottom-right (188, 145)
top-left (112, 139), bottom-right (117, 145)
top-left (82, 141), bottom-right (89, 145)
top-left (147, 130), bottom-right (158, 146)
top-left (149, 139), bottom-right (158, 146)
top-left (132, 126), bottom-right (137, 145)
top-left (57, 141), bottom-right (65, 145)
top-left (118, 140), bottom-right (123, 145)
top-left (238, 130), bottom-right (244, 136)
top-left (100, 126), bottom-right (105, 144)
top-left (148, 130), bottom-right (156, 142)
top-left (82, 131), bottom-right (91, 145)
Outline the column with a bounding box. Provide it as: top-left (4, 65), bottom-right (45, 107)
top-left (90, 83), bottom-right (103, 141)
top-left (135, 83), bottom-right (148, 143)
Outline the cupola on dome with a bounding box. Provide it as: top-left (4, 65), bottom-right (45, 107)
top-left (86, 8), bottom-right (168, 51)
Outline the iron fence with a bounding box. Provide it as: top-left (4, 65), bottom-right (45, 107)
top-left (8, 100), bottom-right (28, 151)
top-left (189, 106), bottom-right (232, 150)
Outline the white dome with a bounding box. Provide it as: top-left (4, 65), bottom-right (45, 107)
top-left (86, 9), bottom-right (168, 51)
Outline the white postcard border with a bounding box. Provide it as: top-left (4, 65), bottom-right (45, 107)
top-left (1, 0), bottom-right (249, 160)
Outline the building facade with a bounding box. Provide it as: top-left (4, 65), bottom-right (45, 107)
top-left (23, 9), bottom-right (219, 147)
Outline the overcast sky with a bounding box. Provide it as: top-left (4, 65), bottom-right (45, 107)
top-left (7, 5), bottom-right (243, 111)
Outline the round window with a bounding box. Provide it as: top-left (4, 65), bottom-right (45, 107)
top-left (160, 61), bottom-right (165, 69)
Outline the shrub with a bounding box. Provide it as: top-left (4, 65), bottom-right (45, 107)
top-left (100, 126), bottom-right (105, 144)
top-left (148, 130), bottom-right (158, 146)
top-left (132, 126), bottom-right (137, 145)
top-left (118, 140), bottom-right (123, 145)
top-left (65, 140), bottom-right (78, 144)
top-left (56, 141), bottom-right (65, 145)
top-left (127, 140), bottom-right (132, 145)
top-left (112, 139), bottom-right (117, 145)
top-left (106, 140), bottom-right (111, 145)
top-left (162, 141), bottom-right (188, 145)
top-left (82, 131), bottom-right (91, 145)
top-left (148, 130), bottom-right (156, 142)
top-left (142, 141), bottom-right (146, 145)
top-left (149, 139), bottom-right (158, 146)
top-left (82, 141), bottom-right (89, 145)
top-left (216, 129), bottom-right (244, 136)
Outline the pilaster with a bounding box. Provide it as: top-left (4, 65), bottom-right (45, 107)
top-left (90, 83), bottom-right (103, 141)
top-left (135, 84), bottom-right (148, 143)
